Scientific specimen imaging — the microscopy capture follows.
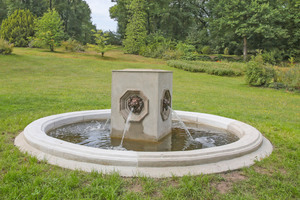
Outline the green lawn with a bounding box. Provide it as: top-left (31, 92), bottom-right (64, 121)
top-left (0, 48), bottom-right (299, 199)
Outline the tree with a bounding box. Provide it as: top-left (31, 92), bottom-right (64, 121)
top-left (208, 0), bottom-right (288, 60)
top-left (0, 0), bottom-right (7, 23)
top-left (105, 31), bottom-right (122, 45)
top-left (277, 0), bottom-right (300, 57)
top-left (123, 0), bottom-right (147, 54)
top-left (0, 9), bottom-right (36, 47)
top-left (110, 0), bottom-right (299, 59)
top-left (2, 0), bottom-right (95, 45)
top-left (88, 30), bottom-right (112, 57)
top-left (110, 0), bottom-right (129, 39)
top-left (5, 0), bottom-right (48, 17)
top-left (110, 0), bottom-right (209, 41)
top-left (34, 9), bottom-right (64, 52)
top-left (52, 0), bottom-right (96, 44)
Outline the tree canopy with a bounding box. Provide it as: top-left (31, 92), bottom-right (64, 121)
top-left (0, 9), bottom-right (36, 47)
top-left (34, 9), bottom-right (65, 52)
top-left (123, 0), bottom-right (147, 54)
top-left (0, 0), bottom-right (96, 44)
top-left (87, 29), bottom-right (112, 57)
top-left (110, 0), bottom-right (300, 59)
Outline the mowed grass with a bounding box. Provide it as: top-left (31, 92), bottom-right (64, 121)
top-left (0, 48), bottom-right (299, 199)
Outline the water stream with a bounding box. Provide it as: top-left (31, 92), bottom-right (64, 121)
top-left (119, 108), bottom-right (133, 148)
top-left (169, 107), bottom-right (193, 140)
top-left (102, 118), bottom-right (110, 130)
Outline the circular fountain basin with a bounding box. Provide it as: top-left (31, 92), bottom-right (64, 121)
top-left (15, 110), bottom-right (273, 178)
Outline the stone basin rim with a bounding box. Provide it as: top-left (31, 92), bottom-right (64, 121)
top-left (14, 109), bottom-right (273, 177)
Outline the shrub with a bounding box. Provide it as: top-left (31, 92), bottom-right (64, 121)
top-left (28, 37), bottom-right (43, 48)
top-left (234, 48), bottom-right (243, 56)
top-left (197, 56), bottom-right (212, 61)
top-left (288, 57), bottom-right (295, 67)
top-left (224, 47), bottom-right (230, 55)
top-left (213, 55), bottom-right (224, 61)
top-left (0, 9), bottom-right (36, 47)
top-left (246, 55), bottom-right (276, 87)
top-left (181, 52), bottom-right (199, 61)
top-left (201, 46), bottom-right (211, 54)
top-left (176, 42), bottom-right (196, 54)
top-left (162, 50), bottom-right (182, 60)
top-left (283, 67), bottom-right (300, 90)
top-left (262, 49), bottom-right (284, 65)
top-left (170, 42), bottom-right (197, 60)
top-left (140, 32), bottom-right (173, 59)
top-left (0, 38), bottom-right (14, 55)
top-left (62, 39), bottom-right (85, 52)
top-left (223, 56), bottom-right (243, 62)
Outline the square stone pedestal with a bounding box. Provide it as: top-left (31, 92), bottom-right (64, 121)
top-left (111, 69), bottom-right (173, 142)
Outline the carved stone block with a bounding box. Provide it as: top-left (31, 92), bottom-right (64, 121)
top-left (111, 69), bottom-right (173, 142)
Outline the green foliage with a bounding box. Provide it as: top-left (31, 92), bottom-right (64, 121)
top-left (167, 60), bottom-right (244, 76)
top-left (1, 0), bottom-right (95, 44)
top-left (176, 42), bottom-right (198, 60)
top-left (186, 27), bottom-right (210, 52)
top-left (140, 32), bottom-right (174, 59)
top-left (288, 57), bottom-right (295, 67)
top-left (0, 9), bottom-right (35, 47)
top-left (201, 46), bottom-right (211, 54)
top-left (87, 30), bottom-right (112, 57)
top-left (52, 0), bottom-right (96, 44)
top-left (208, 0), bottom-right (295, 59)
top-left (109, 0), bottom-right (130, 39)
top-left (274, 66), bottom-right (300, 91)
top-left (5, 0), bottom-right (48, 17)
top-left (34, 9), bottom-right (65, 52)
top-left (224, 47), bottom-right (230, 55)
top-left (246, 55), bottom-right (276, 87)
top-left (161, 50), bottom-right (182, 60)
top-left (0, 38), bottom-right (13, 55)
top-left (197, 55), bottom-right (212, 61)
top-left (283, 66), bottom-right (300, 91)
top-left (123, 0), bottom-right (147, 54)
top-left (0, 0), bottom-right (7, 23)
top-left (28, 37), bottom-right (44, 48)
top-left (262, 49), bottom-right (284, 65)
top-left (110, 0), bottom-right (208, 41)
top-left (105, 31), bottom-right (122, 46)
top-left (110, 0), bottom-right (299, 60)
top-left (61, 39), bottom-right (85, 52)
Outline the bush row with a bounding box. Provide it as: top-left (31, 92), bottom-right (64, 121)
top-left (167, 60), bottom-right (245, 76)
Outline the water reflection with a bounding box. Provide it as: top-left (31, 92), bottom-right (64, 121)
top-left (47, 120), bottom-right (239, 152)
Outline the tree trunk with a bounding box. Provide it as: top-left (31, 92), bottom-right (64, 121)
top-left (49, 0), bottom-right (52, 10)
top-left (243, 36), bottom-right (247, 61)
top-left (101, 52), bottom-right (104, 57)
top-left (50, 44), bottom-right (54, 52)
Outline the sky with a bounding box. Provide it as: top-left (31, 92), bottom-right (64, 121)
top-left (84, 0), bottom-right (117, 32)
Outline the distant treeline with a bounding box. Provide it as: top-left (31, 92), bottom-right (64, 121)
top-left (110, 0), bottom-right (300, 60)
top-left (0, 0), bottom-right (96, 45)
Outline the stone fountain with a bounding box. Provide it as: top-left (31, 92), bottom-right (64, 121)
top-left (14, 69), bottom-right (273, 177)
top-left (110, 69), bottom-right (173, 142)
